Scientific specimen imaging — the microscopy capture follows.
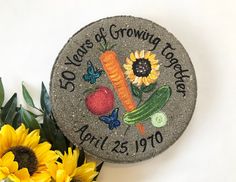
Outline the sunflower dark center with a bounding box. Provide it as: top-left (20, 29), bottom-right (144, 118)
top-left (7, 146), bottom-right (38, 175)
top-left (132, 58), bottom-right (151, 77)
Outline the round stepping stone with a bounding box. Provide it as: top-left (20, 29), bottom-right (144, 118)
top-left (50, 16), bottom-right (197, 163)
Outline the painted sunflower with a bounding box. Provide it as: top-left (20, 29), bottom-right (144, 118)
top-left (0, 124), bottom-right (58, 182)
top-left (123, 50), bottom-right (160, 86)
top-left (47, 147), bottom-right (98, 182)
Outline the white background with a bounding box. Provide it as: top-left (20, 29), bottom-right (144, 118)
top-left (0, 0), bottom-right (236, 181)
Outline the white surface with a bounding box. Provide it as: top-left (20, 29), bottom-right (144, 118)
top-left (0, 0), bottom-right (236, 181)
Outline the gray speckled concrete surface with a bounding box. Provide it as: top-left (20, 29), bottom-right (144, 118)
top-left (50, 16), bottom-right (197, 163)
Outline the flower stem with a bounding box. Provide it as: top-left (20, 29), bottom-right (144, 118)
top-left (137, 97), bottom-right (142, 106)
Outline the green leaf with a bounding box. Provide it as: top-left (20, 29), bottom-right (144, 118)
top-left (20, 108), bottom-right (41, 131)
top-left (42, 114), bottom-right (57, 143)
top-left (12, 105), bottom-right (23, 128)
top-left (39, 125), bottom-right (46, 142)
top-left (40, 82), bottom-right (51, 115)
top-left (0, 117), bottom-right (3, 128)
top-left (22, 83), bottom-right (35, 108)
top-left (0, 78), bottom-right (4, 107)
top-left (42, 114), bottom-right (69, 151)
top-left (130, 83), bottom-right (142, 98)
top-left (53, 130), bottom-right (67, 152)
top-left (13, 111), bottom-right (22, 128)
top-left (77, 148), bottom-right (85, 166)
top-left (141, 82), bottom-right (157, 93)
top-left (94, 162), bottom-right (104, 180)
top-left (1, 93), bottom-right (17, 124)
top-left (13, 106), bottom-right (40, 129)
top-left (26, 109), bottom-right (38, 118)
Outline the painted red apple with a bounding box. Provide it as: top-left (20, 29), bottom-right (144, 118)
top-left (85, 86), bottom-right (114, 115)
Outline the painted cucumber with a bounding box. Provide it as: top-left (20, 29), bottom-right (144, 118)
top-left (124, 85), bottom-right (171, 125)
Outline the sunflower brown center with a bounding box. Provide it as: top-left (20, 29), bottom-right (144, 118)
top-left (132, 58), bottom-right (152, 77)
top-left (7, 146), bottom-right (38, 175)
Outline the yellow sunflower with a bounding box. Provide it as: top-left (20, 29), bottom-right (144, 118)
top-left (47, 147), bottom-right (98, 182)
top-left (0, 124), bottom-right (58, 182)
top-left (123, 50), bottom-right (160, 86)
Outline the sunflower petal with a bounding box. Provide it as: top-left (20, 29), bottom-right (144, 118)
top-left (144, 51), bottom-right (151, 59)
top-left (135, 51), bottom-right (140, 59)
top-left (130, 52), bottom-right (136, 62)
top-left (132, 76), bottom-right (139, 84)
top-left (56, 169), bottom-right (71, 182)
top-left (128, 72), bottom-right (135, 82)
top-left (123, 64), bottom-right (132, 71)
top-left (38, 150), bottom-right (58, 165)
top-left (148, 53), bottom-right (156, 61)
top-left (125, 70), bottom-right (133, 75)
top-left (126, 57), bottom-right (133, 65)
top-left (147, 75), bottom-right (154, 83)
top-left (0, 125), bottom-right (16, 152)
top-left (137, 77), bottom-right (143, 86)
top-left (22, 129), bottom-right (40, 148)
top-left (0, 172), bottom-right (6, 180)
top-left (14, 168), bottom-right (30, 181)
top-left (74, 163), bottom-right (98, 182)
top-left (16, 124), bottom-right (29, 145)
top-left (150, 58), bottom-right (158, 65)
top-left (61, 148), bottom-right (78, 176)
top-left (139, 50), bottom-right (145, 58)
top-left (34, 142), bottom-right (57, 164)
top-left (142, 77), bottom-right (150, 86)
top-left (0, 166), bottom-right (10, 176)
top-left (151, 64), bottom-right (160, 70)
top-left (47, 162), bottom-right (58, 180)
top-left (8, 174), bottom-right (21, 182)
top-left (30, 171), bottom-right (51, 182)
top-left (0, 152), bottom-right (18, 173)
top-left (150, 70), bottom-right (158, 80)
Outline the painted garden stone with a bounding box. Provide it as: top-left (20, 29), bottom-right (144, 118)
top-left (50, 16), bottom-right (197, 163)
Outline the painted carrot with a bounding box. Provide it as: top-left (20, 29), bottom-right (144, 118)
top-left (99, 44), bottom-right (145, 135)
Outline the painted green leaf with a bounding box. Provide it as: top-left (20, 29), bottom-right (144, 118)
top-left (1, 93), bottom-right (17, 125)
top-left (0, 78), bottom-right (4, 107)
top-left (20, 108), bottom-right (41, 131)
top-left (130, 83), bottom-right (142, 98)
top-left (40, 82), bottom-right (51, 115)
top-left (141, 82), bottom-right (157, 93)
top-left (22, 83), bottom-right (35, 108)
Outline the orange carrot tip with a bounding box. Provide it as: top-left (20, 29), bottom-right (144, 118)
top-left (136, 123), bottom-right (145, 135)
